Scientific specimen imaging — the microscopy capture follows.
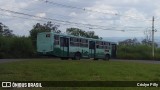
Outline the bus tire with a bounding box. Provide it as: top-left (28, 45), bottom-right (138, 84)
top-left (74, 53), bottom-right (81, 60)
top-left (61, 57), bottom-right (65, 60)
top-left (93, 58), bottom-right (98, 60)
top-left (61, 57), bottom-right (69, 60)
top-left (104, 54), bottom-right (110, 61)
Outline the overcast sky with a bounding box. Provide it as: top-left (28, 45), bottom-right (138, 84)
top-left (1, 0), bottom-right (160, 38)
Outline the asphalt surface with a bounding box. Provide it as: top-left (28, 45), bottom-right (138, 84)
top-left (0, 59), bottom-right (27, 63)
top-left (0, 59), bottom-right (160, 64)
top-left (111, 59), bottom-right (160, 64)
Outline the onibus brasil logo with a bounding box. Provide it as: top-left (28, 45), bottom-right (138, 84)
top-left (2, 82), bottom-right (42, 88)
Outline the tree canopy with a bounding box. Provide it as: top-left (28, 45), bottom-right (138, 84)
top-left (30, 21), bottom-right (61, 40)
top-left (118, 38), bottom-right (158, 47)
top-left (119, 38), bottom-right (140, 46)
top-left (29, 21), bottom-right (61, 49)
top-left (0, 22), bottom-right (14, 37)
top-left (66, 27), bottom-right (102, 39)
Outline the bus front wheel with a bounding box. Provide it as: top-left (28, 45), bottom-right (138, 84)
top-left (104, 54), bottom-right (110, 61)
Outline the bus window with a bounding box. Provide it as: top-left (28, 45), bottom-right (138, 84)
top-left (54, 35), bottom-right (59, 45)
top-left (101, 42), bottom-right (103, 45)
top-left (89, 41), bottom-right (95, 49)
top-left (73, 38), bottom-right (77, 42)
top-left (77, 38), bottom-right (79, 42)
top-left (54, 35), bottom-right (59, 40)
top-left (81, 39), bottom-right (88, 47)
top-left (54, 41), bottom-right (59, 45)
top-left (85, 44), bottom-right (88, 47)
top-left (70, 37), bottom-right (74, 46)
top-left (70, 42), bottom-right (74, 46)
top-left (70, 37), bottom-right (72, 41)
top-left (96, 45), bottom-right (99, 48)
top-left (86, 40), bottom-right (88, 43)
top-left (46, 34), bottom-right (50, 37)
top-left (79, 39), bottom-right (82, 42)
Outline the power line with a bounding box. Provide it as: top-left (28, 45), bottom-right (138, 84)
top-left (0, 5), bottom-right (150, 23)
top-left (38, 0), bottom-right (151, 21)
top-left (2, 8), bottom-right (146, 31)
top-left (0, 13), bottom-right (118, 31)
top-left (0, 6), bottom-right (118, 22)
top-left (0, 13), bottom-right (48, 22)
top-left (39, 0), bottom-right (118, 15)
top-left (0, 13), bottom-right (84, 28)
top-left (0, 8), bottom-right (150, 32)
top-left (0, 8), bottom-right (112, 29)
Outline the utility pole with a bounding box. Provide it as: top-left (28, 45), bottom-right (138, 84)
top-left (152, 16), bottom-right (155, 59)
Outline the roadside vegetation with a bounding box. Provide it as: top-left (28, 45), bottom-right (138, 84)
top-left (1, 21), bottom-right (160, 60)
top-left (0, 36), bottom-right (34, 58)
top-left (0, 21), bottom-right (103, 59)
top-left (117, 45), bottom-right (160, 60)
top-left (117, 38), bottom-right (160, 60)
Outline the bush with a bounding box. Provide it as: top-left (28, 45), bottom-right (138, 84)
top-left (0, 36), bottom-right (11, 58)
top-left (0, 36), bottom-right (34, 58)
top-left (117, 45), bottom-right (159, 60)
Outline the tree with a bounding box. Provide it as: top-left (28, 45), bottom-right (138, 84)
top-left (142, 29), bottom-right (158, 47)
top-left (144, 30), bottom-right (151, 42)
top-left (119, 38), bottom-right (140, 46)
top-left (141, 39), bottom-right (158, 47)
top-left (66, 27), bottom-right (102, 39)
top-left (0, 22), bottom-right (14, 37)
top-left (30, 21), bottom-right (61, 49)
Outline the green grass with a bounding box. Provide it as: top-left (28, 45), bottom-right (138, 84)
top-left (0, 59), bottom-right (160, 90)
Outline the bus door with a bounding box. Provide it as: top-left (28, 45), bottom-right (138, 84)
top-left (89, 41), bottom-right (96, 58)
top-left (60, 37), bottom-right (69, 57)
top-left (111, 44), bottom-right (117, 58)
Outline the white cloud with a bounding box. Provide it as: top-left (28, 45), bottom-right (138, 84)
top-left (68, 0), bottom-right (78, 2)
top-left (36, 13), bottom-right (46, 18)
top-left (119, 8), bottom-right (148, 27)
top-left (69, 12), bottom-right (77, 17)
top-left (122, 0), bottom-right (139, 4)
top-left (0, 0), bottom-right (160, 38)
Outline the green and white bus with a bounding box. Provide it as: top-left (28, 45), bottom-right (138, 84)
top-left (37, 32), bottom-right (116, 60)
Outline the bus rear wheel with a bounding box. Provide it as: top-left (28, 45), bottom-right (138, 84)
top-left (73, 53), bottom-right (81, 60)
top-left (93, 58), bottom-right (98, 60)
top-left (104, 54), bottom-right (110, 61)
top-left (61, 57), bottom-right (69, 60)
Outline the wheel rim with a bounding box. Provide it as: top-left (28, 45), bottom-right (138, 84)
top-left (105, 55), bottom-right (109, 60)
top-left (75, 54), bottom-right (80, 60)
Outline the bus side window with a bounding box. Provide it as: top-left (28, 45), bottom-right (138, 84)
top-left (74, 38), bottom-right (77, 42)
top-left (89, 41), bottom-right (95, 49)
top-left (86, 40), bottom-right (88, 47)
top-left (79, 39), bottom-right (81, 42)
top-left (54, 35), bottom-right (59, 45)
top-left (60, 38), bottom-right (63, 46)
top-left (70, 37), bottom-right (74, 46)
top-left (63, 38), bottom-right (67, 47)
top-left (80, 39), bottom-right (83, 47)
top-left (96, 45), bottom-right (99, 48)
top-left (96, 41), bottom-right (99, 48)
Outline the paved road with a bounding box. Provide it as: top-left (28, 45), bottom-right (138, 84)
top-left (0, 58), bottom-right (57, 63)
top-left (0, 59), bottom-right (160, 64)
top-left (0, 59), bottom-right (27, 63)
top-left (111, 59), bottom-right (160, 64)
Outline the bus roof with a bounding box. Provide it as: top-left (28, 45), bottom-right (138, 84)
top-left (38, 32), bottom-right (113, 43)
